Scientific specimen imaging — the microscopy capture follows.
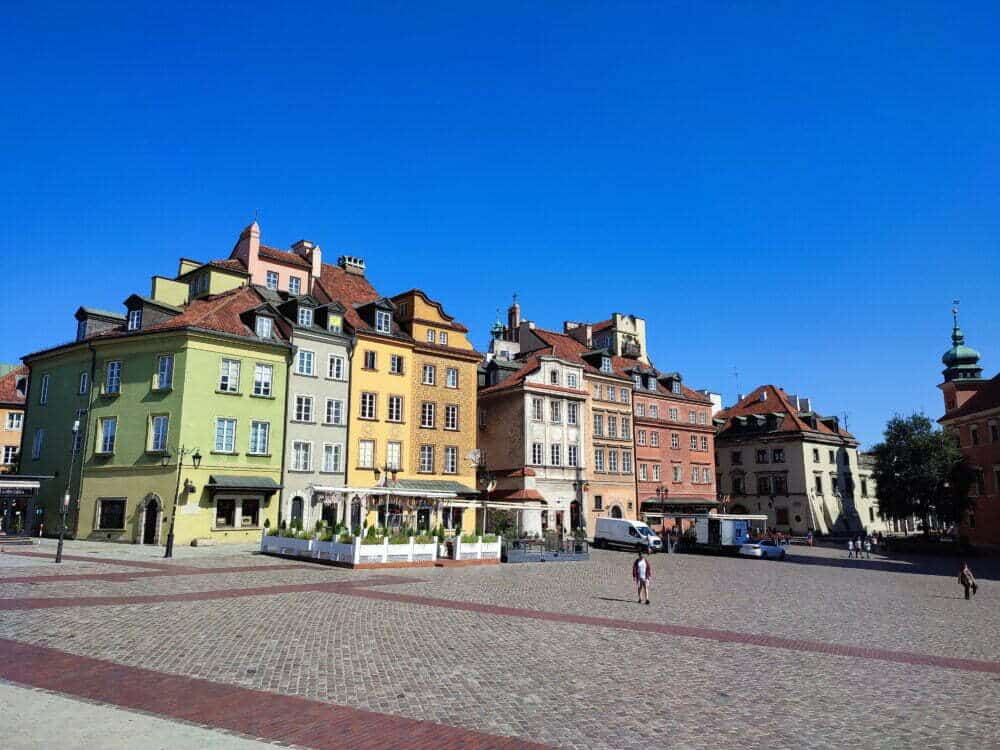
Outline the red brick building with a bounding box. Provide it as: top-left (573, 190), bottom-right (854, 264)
top-left (938, 315), bottom-right (1000, 548)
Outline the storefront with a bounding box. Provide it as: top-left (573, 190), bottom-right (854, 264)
top-left (0, 475), bottom-right (51, 536)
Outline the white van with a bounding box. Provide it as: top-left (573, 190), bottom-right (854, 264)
top-left (593, 518), bottom-right (663, 552)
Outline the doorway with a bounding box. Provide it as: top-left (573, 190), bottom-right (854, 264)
top-left (570, 500), bottom-right (581, 530)
top-left (142, 498), bottom-right (160, 544)
top-left (610, 505), bottom-right (623, 519)
top-left (290, 497), bottom-right (304, 528)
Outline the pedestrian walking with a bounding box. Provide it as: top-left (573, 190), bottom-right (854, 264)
top-left (847, 539), bottom-right (854, 558)
top-left (633, 550), bottom-right (652, 605)
top-left (959, 563), bottom-right (978, 600)
top-left (864, 538), bottom-right (872, 559)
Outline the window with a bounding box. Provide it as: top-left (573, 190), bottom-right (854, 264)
top-left (620, 388), bottom-right (629, 403)
top-left (5, 412), bottom-right (22, 431)
top-left (550, 401), bottom-right (562, 423)
top-left (215, 499), bottom-right (236, 529)
top-left (446, 367), bottom-right (459, 388)
top-left (328, 315), bottom-right (342, 334)
top-left (699, 412), bottom-right (707, 425)
top-left (439, 331), bottom-right (449, 346)
top-left (621, 417), bottom-right (631, 440)
top-left (606, 415), bottom-right (617, 438)
top-left (773, 475), bottom-right (787, 494)
top-left (444, 446), bottom-right (458, 474)
top-left (813, 448), bottom-right (820, 463)
top-left (671, 381), bottom-right (681, 395)
top-left (607, 386), bottom-right (616, 402)
top-left (363, 351), bottom-right (377, 370)
top-left (549, 443), bottom-right (561, 466)
top-left (622, 450), bottom-right (633, 473)
top-left (218, 359), bottom-right (240, 393)
top-left (255, 316), bottom-right (273, 338)
top-left (322, 444), bottom-right (343, 473)
top-left (608, 450), bottom-right (618, 472)
top-left (594, 448), bottom-right (605, 472)
top-left (667, 407), bottom-right (676, 421)
top-left (386, 441), bottom-right (402, 470)
top-left (253, 364), bottom-right (273, 397)
top-left (568, 444), bottom-right (579, 467)
top-left (249, 421), bottom-right (270, 455)
top-left (479, 408), bottom-right (486, 428)
top-left (266, 270), bottom-right (279, 290)
top-left (756, 449), bottom-right (769, 464)
top-left (294, 395), bottom-right (314, 422)
top-left (567, 402), bottom-right (579, 425)
top-left (358, 439), bottom-right (375, 468)
top-left (532, 398), bottom-right (543, 421)
top-left (241, 499), bottom-right (260, 528)
top-left (297, 307), bottom-right (314, 327)
top-left (325, 398), bottom-right (344, 425)
top-left (156, 355), bottom-right (174, 389)
top-left (701, 436), bottom-right (709, 451)
top-left (292, 441), bottom-right (313, 471)
top-left (567, 372), bottom-right (578, 388)
top-left (419, 445), bottom-right (434, 473)
top-left (97, 498), bottom-right (126, 530)
top-left (214, 418), bottom-right (236, 453)
top-left (672, 465), bottom-right (681, 482)
top-left (594, 495), bottom-right (603, 511)
top-left (688, 411), bottom-right (696, 424)
top-left (296, 349), bottom-right (315, 376)
top-left (376, 310), bottom-right (391, 333)
top-left (328, 355), bottom-right (346, 380)
top-left (288, 276), bottom-right (301, 294)
top-left (127, 309), bottom-right (142, 331)
top-left (772, 448), bottom-right (785, 463)
top-left (420, 402), bottom-right (436, 428)
top-left (667, 432), bottom-right (676, 449)
top-left (601, 357), bottom-right (612, 374)
top-left (971, 426), bottom-right (980, 446)
top-left (38, 373), bottom-right (50, 404)
top-left (633, 374), bottom-right (642, 389)
top-left (422, 364), bottom-right (436, 385)
top-left (531, 443), bottom-right (544, 465)
top-left (426, 329), bottom-right (436, 343)
top-left (360, 392), bottom-right (377, 420)
top-left (2, 446), bottom-right (16, 464)
top-left (829, 450), bottom-right (835, 464)
top-left (636, 403), bottom-right (645, 417)
top-left (445, 404), bottom-right (459, 430)
top-left (149, 415), bottom-right (169, 452)
top-left (733, 476), bottom-right (745, 495)
top-left (594, 384), bottom-right (602, 399)
top-left (31, 428), bottom-right (44, 459)
top-left (98, 417), bottom-right (117, 454)
top-left (861, 478), bottom-right (869, 497)
top-left (593, 414), bottom-right (604, 437)
top-left (72, 410), bottom-right (86, 452)
top-left (78, 371), bottom-right (89, 395)
top-left (639, 463), bottom-right (648, 481)
top-left (652, 464), bottom-right (661, 481)
top-left (814, 475), bottom-right (823, 494)
top-left (638, 430), bottom-right (647, 446)
top-left (757, 476), bottom-right (772, 495)
top-left (690, 435), bottom-right (698, 449)
top-left (387, 395), bottom-right (403, 422)
top-left (650, 405), bottom-right (659, 419)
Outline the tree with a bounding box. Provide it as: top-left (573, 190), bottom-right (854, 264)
top-left (871, 414), bottom-right (974, 535)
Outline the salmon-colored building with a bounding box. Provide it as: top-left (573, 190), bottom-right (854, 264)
top-left (0, 366), bottom-right (27, 473)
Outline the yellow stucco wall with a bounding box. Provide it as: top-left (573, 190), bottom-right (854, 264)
top-left (0, 406), bottom-right (23, 473)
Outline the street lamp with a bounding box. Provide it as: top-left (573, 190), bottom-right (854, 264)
top-left (55, 419), bottom-right (81, 564)
top-left (162, 446), bottom-right (201, 558)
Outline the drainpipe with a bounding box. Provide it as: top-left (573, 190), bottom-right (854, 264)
top-left (277, 345), bottom-right (292, 529)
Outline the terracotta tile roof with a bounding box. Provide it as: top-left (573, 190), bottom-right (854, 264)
top-left (258, 245), bottom-right (312, 270)
top-left (941, 372), bottom-right (1000, 421)
top-left (0, 366), bottom-right (28, 406)
top-left (715, 385), bottom-right (854, 440)
top-left (479, 355), bottom-right (544, 396)
top-left (208, 258), bottom-right (248, 273)
top-left (314, 264), bottom-right (382, 333)
top-left (492, 488), bottom-right (545, 503)
top-left (142, 286), bottom-right (267, 338)
top-left (591, 319), bottom-right (613, 332)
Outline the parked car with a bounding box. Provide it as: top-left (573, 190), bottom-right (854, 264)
top-left (593, 518), bottom-right (663, 552)
top-left (739, 539), bottom-right (787, 560)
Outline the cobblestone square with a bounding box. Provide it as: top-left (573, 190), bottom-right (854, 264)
top-left (2, 539), bottom-right (998, 749)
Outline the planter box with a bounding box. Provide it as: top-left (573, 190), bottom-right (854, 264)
top-left (261, 534), bottom-right (313, 556)
top-left (454, 536), bottom-right (502, 561)
top-left (261, 533), bottom-right (443, 566)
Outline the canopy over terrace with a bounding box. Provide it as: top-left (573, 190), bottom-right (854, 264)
top-left (330, 478), bottom-right (481, 532)
top-left (639, 496), bottom-right (721, 532)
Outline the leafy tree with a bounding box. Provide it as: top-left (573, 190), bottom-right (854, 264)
top-left (871, 414), bottom-right (974, 535)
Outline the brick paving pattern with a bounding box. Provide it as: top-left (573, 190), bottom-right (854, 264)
top-left (1, 540), bottom-right (998, 748)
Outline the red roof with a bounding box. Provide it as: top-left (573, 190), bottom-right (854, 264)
top-left (0, 366), bottom-right (28, 407)
top-left (591, 319), bottom-right (613, 332)
top-left (941, 372), bottom-right (1000, 421)
top-left (258, 245), bottom-right (312, 270)
top-left (207, 258), bottom-right (248, 273)
top-left (492, 488), bottom-right (545, 502)
top-left (314, 264), bottom-right (383, 333)
top-left (715, 385), bottom-right (854, 440)
top-left (142, 286), bottom-right (267, 338)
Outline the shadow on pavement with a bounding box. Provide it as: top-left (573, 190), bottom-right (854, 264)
top-left (782, 550), bottom-right (1000, 581)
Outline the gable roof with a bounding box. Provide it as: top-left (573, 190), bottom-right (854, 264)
top-left (0, 366), bottom-right (28, 407)
top-left (258, 245), bottom-right (312, 270)
top-left (314, 263), bottom-right (383, 333)
top-left (941, 372), bottom-right (1000, 421)
top-left (715, 385), bottom-right (854, 440)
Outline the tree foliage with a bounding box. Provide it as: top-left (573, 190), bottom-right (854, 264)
top-left (871, 414), bottom-right (974, 533)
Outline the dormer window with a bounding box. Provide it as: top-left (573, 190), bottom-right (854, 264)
top-left (646, 376), bottom-right (656, 390)
top-left (376, 310), bottom-right (392, 334)
top-left (633, 374), bottom-right (642, 389)
top-left (298, 308), bottom-right (314, 327)
top-left (255, 316), bottom-right (273, 339)
top-left (601, 357), bottom-right (612, 374)
top-left (328, 314), bottom-right (342, 334)
top-left (671, 381), bottom-right (681, 395)
top-left (127, 309), bottom-right (142, 331)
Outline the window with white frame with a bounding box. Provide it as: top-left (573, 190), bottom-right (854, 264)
top-left (325, 398), bottom-right (344, 425)
top-left (6, 412), bottom-right (23, 431)
top-left (639, 463), bottom-right (648, 481)
top-left (567, 372), bottom-right (578, 388)
top-left (421, 402), bottom-right (436, 428)
top-left (253, 363), bottom-right (273, 397)
top-left (567, 402), bottom-right (578, 425)
top-left (593, 384), bottom-right (601, 399)
top-left (702, 467), bottom-right (711, 484)
top-left (550, 444), bottom-right (562, 466)
top-left (633, 374), bottom-right (642, 389)
top-left (156, 355), bottom-right (173, 389)
top-left (620, 388), bottom-right (629, 403)
top-left (288, 276), bottom-right (301, 295)
top-left (636, 403), bottom-right (645, 417)
top-left (322, 443), bottom-right (343, 473)
top-left (149, 415), bottom-right (169, 452)
top-left (296, 350), bottom-right (315, 376)
top-left (445, 404), bottom-right (458, 430)
top-left (607, 386), bottom-right (616, 403)
top-left (549, 369), bottom-right (559, 385)
top-left (690, 435), bottom-right (698, 449)
top-left (127, 309), bottom-right (142, 331)
top-left (387, 395), bottom-right (403, 422)
top-left (668, 407), bottom-right (677, 421)
top-left (390, 354), bottom-right (404, 375)
top-left (673, 465), bottom-right (682, 482)
top-left (621, 417), bottom-right (631, 440)
top-left (31, 428), bottom-right (45, 459)
top-left (550, 400), bottom-right (561, 423)
top-left (426, 329), bottom-right (435, 342)
top-left (699, 411), bottom-right (707, 425)
top-left (363, 351), bottom-right (376, 370)
top-left (651, 463), bottom-right (660, 481)
top-left (607, 415), bottom-right (617, 438)
top-left (531, 442), bottom-right (544, 465)
top-left (218, 359), bottom-right (240, 392)
top-left (701, 436), bottom-right (709, 451)
top-left (594, 448), bottom-right (605, 472)
top-left (672, 381), bottom-right (681, 394)
top-left (608, 450), bottom-right (618, 473)
top-left (422, 364), bottom-right (436, 385)
top-left (650, 405), bottom-right (659, 419)
top-left (294, 395), bottom-right (314, 422)
top-left (419, 444), bottom-right (434, 473)
top-left (266, 270), bottom-right (279, 290)
top-left (358, 439), bottom-right (375, 468)
top-left (668, 432), bottom-right (676, 448)
top-left (638, 429), bottom-right (647, 446)
top-left (446, 367), bottom-right (459, 388)
top-left (360, 392), bottom-right (377, 419)
top-left (646, 376), bottom-right (656, 391)
top-left (105, 362), bottom-right (123, 394)
top-left (78, 371), bottom-right (89, 395)
top-left (215, 417), bottom-right (236, 453)
top-left (291, 441), bottom-right (313, 471)
top-left (327, 354), bottom-right (345, 380)
top-left (568, 444), bottom-right (579, 467)
top-left (531, 398), bottom-right (543, 421)
top-left (249, 420), bottom-right (270, 455)
top-left (651, 430), bottom-right (661, 447)
top-left (386, 441), bottom-right (402, 470)
top-left (39, 373), bottom-right (50, 404)
top-left (692, 466), bottom-right (700, 483)
top-left (439, 331), bottom-right (448, 346)
top-left (297, 307), bottom-right (314, 327)
top-left (98, 417), bottom-right (117, 454)
top-left (444, 446), bottom-right (458, 474)
top-left (593, 413), bottom-right (603, 436)
top-left (688, 411), bottom-right (697, 424)
top-left (376, 310), bottom-right (391, 333)
top-left (2, 445), bottom-right (16, 464)
top-left (255, 316), bottom-right (273, 338)
top-left (601, 357), bottom-right (612, 374)
top-left (622, 450), bottom-right (633, 473)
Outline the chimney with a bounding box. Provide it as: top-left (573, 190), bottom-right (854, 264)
top-left (294, 240), bottom-right (322, 283)
top-left (337, 255), bottom-right (366, 276)
top-left (800, 397), bottom-right (811, 412)
top-left (231, 221), bottom-right (261, 278)
top-left (564, 322), bottom-right (592, 347)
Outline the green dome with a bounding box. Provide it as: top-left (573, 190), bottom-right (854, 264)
top-left (942, 327), bottom-right (981, 367)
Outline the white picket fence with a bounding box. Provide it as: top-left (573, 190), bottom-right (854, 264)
top-left (261, 533), bottom-right (501, 565)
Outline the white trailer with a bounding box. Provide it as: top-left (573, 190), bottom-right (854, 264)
top-left (687, 514), bottom-right (769, 554)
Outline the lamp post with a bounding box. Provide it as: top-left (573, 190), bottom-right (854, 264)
top-left (55, 419), bottom-right (81, 564)
top-left (162, 446), bottom-right (201, 558)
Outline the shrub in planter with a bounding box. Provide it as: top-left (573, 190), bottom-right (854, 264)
top-left (296, 529), bottom-right (312, 540)
top-left (315, 520), bottom-right (324, 533)
top-left (338, 532), bottom-right (354, 544)
top-left (414, 533), bottom-right (435, 544)
top-left (264, 518), bottom-right (271, 531)
top-left (482, 534), bottom-right (498, 543)
top-left (572, 527), bottom-right (586, 540)
top-left (388, 531), bottom-right (410, 545)
top-left (460, 533), bottom-right (478, 543)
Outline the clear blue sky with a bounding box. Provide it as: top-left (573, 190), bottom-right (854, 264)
top-left (3, 2), bottom-right (998, 448)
